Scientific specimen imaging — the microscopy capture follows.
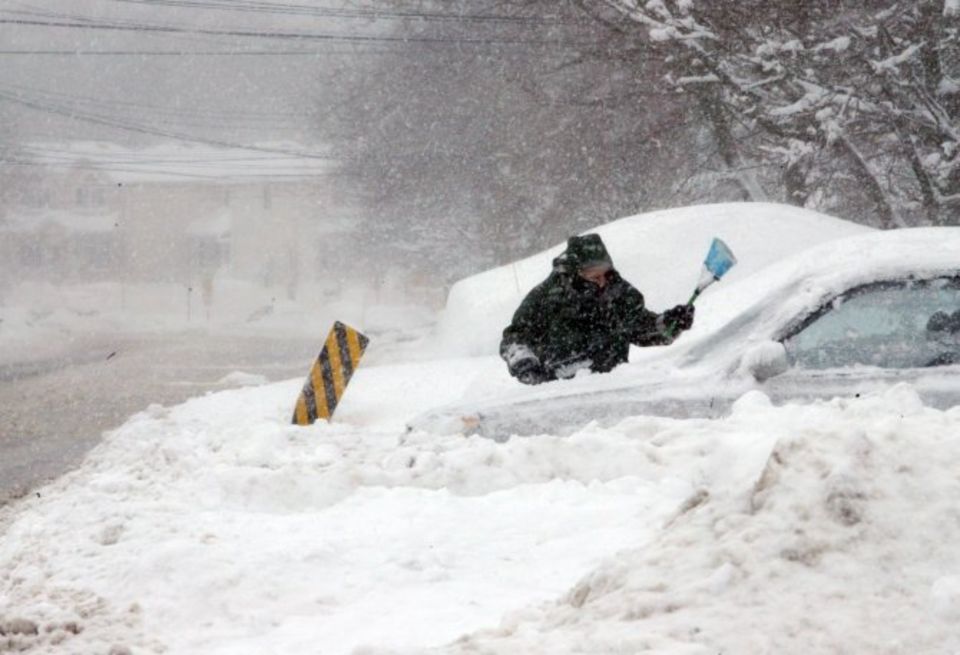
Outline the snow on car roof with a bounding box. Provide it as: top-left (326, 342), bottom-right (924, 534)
top-left (438, 202), bottom-right (873, 357)
top-left (672, 226), bottom-right (960, 371)
top-left (425, 221), bottom-right (959, 415)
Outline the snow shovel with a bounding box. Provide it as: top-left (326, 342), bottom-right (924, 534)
top-left (665, 237), bottom-right (737, 338)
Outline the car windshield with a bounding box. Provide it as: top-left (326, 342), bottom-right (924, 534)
top-left (783, 277), bottom-right (960, 369)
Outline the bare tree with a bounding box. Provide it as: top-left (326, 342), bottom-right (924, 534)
top-left (318, 0), bottom-right (703, 282)
top-left (592, 0), bottom-right (960, 227)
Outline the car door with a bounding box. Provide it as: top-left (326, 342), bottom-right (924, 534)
top-left (761, 276), bottom-right (960, 410)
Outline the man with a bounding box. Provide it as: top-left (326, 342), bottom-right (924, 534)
top-left (500, 234), bottom-right (695, 385)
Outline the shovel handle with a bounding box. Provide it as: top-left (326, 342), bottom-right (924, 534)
top-left (663, 288), bottom-right (704, 339)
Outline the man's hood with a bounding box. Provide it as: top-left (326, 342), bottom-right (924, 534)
top-left (552, 234), bottom-right (614, 274)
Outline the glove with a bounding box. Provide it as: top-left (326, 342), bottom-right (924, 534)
top-left (662, 304), bottom-right (695, 332)
top-left (503, 343), bottom-right (548, 385)
top-left (511, 356), bottom-right (549, 385)
top-left (554, 358), bottom-right (593, 380)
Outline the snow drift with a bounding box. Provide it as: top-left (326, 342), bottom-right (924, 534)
top-left (438, 387), bottom-right (960, 654)
top-left (2, 371), bottom-right (960, 654)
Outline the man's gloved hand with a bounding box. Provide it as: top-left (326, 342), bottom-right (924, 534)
top-left (554, 357), bottom-right (593, 380)
top-left (511, 356), bottom-right (548, 385)
top-left (662, 304), bottom-right (695, 332)
top-left (503, 343), bottom-right (548, 385)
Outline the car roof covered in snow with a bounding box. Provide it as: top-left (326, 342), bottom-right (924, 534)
top-left (433, 223), bottom-right (960, 414)
top-left (673, 226), bottom-right (960, 372)
top-left (437, 202), bottom-right (873, 357)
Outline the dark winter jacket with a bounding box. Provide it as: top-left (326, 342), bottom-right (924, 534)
top-left (500, 235), bottom-right (676, 383)
top-left (927, 309), bottom-right (960, 335)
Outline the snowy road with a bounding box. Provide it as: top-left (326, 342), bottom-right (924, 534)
top-left (0, 333), bottom-right (323, 505)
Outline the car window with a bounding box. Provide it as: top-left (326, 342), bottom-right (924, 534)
top-left (782, 277), bottom-right (960, 369)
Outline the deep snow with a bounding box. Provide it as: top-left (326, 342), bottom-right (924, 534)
top-left (3, 203), bottom-right (960, 654)
top-left (438, 387), bottom-right (960, 654)
top-left (2, 363), bottom-right (960, 654)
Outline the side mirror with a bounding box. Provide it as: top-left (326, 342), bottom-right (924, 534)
top-left (741, 341), bottom-right (789, 382)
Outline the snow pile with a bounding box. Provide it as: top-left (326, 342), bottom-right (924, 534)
top-left (2, 369), bottom-right (960, 653)
top-left (0, 367), bottom-right (689, 654)
top-left (441, 386), bottom-right (960, 654)
top-left (437, 203), bottom-right (871, 357)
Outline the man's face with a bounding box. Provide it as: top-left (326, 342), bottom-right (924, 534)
top-left (579, 264), bottom-right (611, 289)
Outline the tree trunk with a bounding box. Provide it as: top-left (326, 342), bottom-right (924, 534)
top-left (917, 1), bottom-right (945, 95)
top-left (782, 157), bottom-right (810, 207)
top-left (901, 132), bottom-right (942, 225)
top-left (834, 136), bottom-right (901, 229)
top-left (696, 88), bottom-right (766, 201)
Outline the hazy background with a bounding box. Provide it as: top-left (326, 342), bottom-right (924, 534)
top-left (3, 0), bottom-right (957, 308)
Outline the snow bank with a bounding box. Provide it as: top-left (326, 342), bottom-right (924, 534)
top-left (0, 371), bottom-right (691, 654)
top-left (441, 386), bottom-right (960, 654)
top-left (437, 203), bottom-right (871, 357)
top-left (2, 362), bottom-right (959, 653)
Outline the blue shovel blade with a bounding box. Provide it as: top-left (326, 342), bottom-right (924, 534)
top-left (704, 238), bottom-right (737, 280)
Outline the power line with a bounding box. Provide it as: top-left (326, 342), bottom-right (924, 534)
top-left (0, 17), bottom-right (591, 48)
top-left (106, 0), bottom-right (569, 24)
top-left (0, 48), bottom-right (400, 55)
top-left (12, 143), bottom-right (329, 168)
top-left (0, 88), bottom-right (337, 160)
top-left (2, 81), bottom-right (312, 121)
top-left (1, 159), bottom-right (209, 181)
top-left (0, 157), bottom-right (252, 180)
top-left (1, 2), bottom-right (251, 50)
top-left (0, 83), bottom-right (315, 137)
top-left (2, 152), bottom-right (337, 180)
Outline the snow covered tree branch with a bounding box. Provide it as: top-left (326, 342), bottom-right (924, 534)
top-left (590, 0), bottom-right (960, 227)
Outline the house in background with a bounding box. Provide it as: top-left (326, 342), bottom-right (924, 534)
top-left (1, 142), bottom-right (365, 301)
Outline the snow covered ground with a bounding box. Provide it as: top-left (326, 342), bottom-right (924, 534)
top-left (0, 278), bottom-right (437, 367)
top-left (3, 203), bottom-right (959, 653)
top-left (2, 357), bottom-right (960, 654)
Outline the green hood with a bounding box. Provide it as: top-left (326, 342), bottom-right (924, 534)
top-left (552, 234), bottom-right (614, 274)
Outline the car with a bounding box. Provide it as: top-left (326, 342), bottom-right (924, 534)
top-left (436, 202), bottom-right (871, 356)
top-left (411, 227), bottom-right (960, 439)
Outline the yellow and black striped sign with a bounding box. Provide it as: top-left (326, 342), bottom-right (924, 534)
top-left (292, 321), bottom-right (370, 426)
